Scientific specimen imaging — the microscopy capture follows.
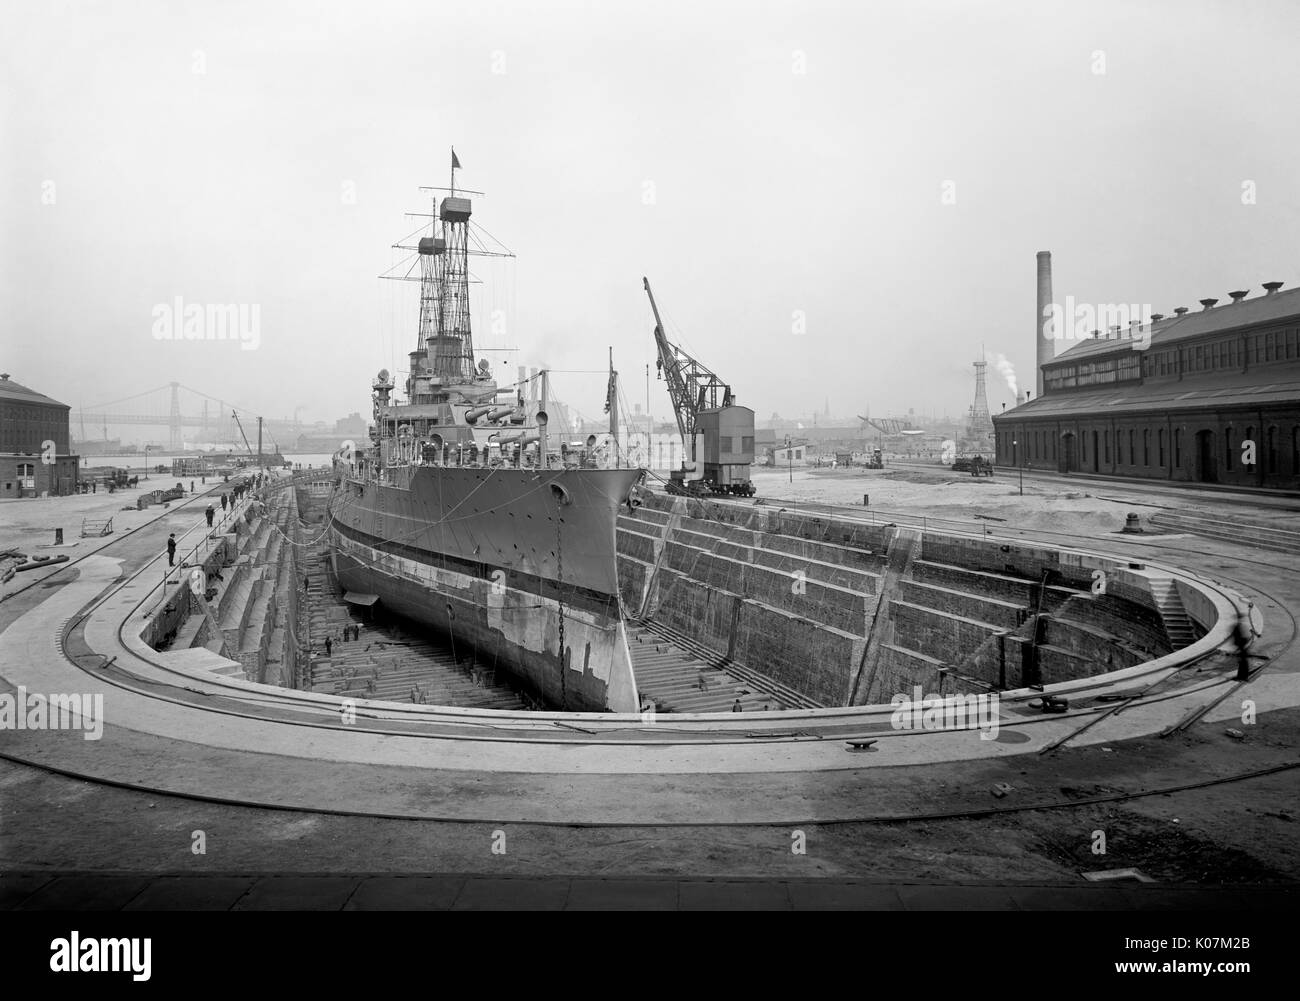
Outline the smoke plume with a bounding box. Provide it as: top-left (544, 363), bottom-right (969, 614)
top-left (986, 352), bottom-right (1018, 397)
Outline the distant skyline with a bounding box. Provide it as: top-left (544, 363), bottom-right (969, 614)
top-left (5, 0), bottom-right (1298, 436)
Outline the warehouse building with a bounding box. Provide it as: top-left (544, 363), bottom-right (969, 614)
top-left (0, 373), bottom-right (80, 496)
top-left (993, 259), bottom-right (1300, 489)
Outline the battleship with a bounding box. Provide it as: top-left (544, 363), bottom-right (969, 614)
top-left (326, 153), bottom-right (644, 713)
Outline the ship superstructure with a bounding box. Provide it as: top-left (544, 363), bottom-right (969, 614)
top-left (326, 152), bottom-right (643, 713)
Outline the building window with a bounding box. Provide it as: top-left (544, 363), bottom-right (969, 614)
top-left (1225, 427), bottom-right (1234, 472)
top-left (1293, 427), bottom-right (1300, 474)
top-left (1174, 429), bottom-right (1182, 468)
top-left (1143, 429), bottom-right (1150, 466)
top-left (742, 436), bottom-right (753, 452)
top-left (1268, 427), bottom-right (1278, 474)
top-left (1117, 431), bottom-right (1123, 464)
top-left (1158, 428), bottom-right (1165, 467)
top-left (1104, 431), bottom-right (1111, 463)
top-left (1129, 430), bottom-right (1136, 464)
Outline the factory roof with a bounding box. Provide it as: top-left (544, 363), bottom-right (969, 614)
top-left (0, 374), bottom-right (69, 409)
top-left (994, 369), bottom-right (1300, 422)
top-left (1048, 284), bottom-right (1300, 365)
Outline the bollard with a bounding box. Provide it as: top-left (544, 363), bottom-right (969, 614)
top-left (54, 528), bottom-right (63, 546)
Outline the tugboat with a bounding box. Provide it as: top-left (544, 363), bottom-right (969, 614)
top-left (327, 152), bottom-right (644, 712)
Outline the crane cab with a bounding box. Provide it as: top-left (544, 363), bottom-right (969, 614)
top-left (694, 405), bottom-right (756, 496)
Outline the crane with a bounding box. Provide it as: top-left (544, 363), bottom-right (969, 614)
top-left (643, 277), bottom-right (754, 495)
top-left (645, 277), bottom-right (732, 456)
top-left (230, 410), bottom-right (255, 463)
top-left (859, 416), bottom-right (906, 436)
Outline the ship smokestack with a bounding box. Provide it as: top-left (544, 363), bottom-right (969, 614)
top-left (1036, 251), bottom-right (1053, 398)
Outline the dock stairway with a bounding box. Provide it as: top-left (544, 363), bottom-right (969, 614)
top-left (630, 619), bottom-right (823, 712)
top-left (1146, 576), bottom-right (1197, 650)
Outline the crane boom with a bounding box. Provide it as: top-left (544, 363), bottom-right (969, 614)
top-left (859, 415), bottom-right (921, 436)
top-left (231, 410), bottom-right (254, 459)
top-left (643, 277), bottom-right (733, 463)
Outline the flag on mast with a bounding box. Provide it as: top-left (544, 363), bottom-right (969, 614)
top-left (451, 150), bottom-right (462, 170)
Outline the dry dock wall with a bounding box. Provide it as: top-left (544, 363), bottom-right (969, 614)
top-left (145, 484), bottom-right (303, 687)
top-left (620, 495), bottom-right (882, 705)
top-left (619, 493), bottom-right (1213, 708)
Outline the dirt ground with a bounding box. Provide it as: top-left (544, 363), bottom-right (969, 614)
top-left (747, 464), bottom-right (1299, 534)
top-left (3, 707), bottom-right (1296, 883)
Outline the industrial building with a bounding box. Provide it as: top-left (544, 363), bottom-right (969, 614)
top-left (0, 373), bottom-right (79, 496)
top-left (993, 255), bottom-right (1300, 488)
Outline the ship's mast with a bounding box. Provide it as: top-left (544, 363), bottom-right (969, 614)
top-left (432, 149), bottom-right (475, 384)
top-left (381, 150), bottom-right (515, 408)
top-left (606, 347), bottom-right (619, 469)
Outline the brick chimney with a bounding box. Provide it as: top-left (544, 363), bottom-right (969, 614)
top-left (1036, 252), bottom-right (1053, 398)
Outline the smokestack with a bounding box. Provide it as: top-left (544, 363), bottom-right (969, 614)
top-left (1036, 251), bottom-right (1053, 398)
top-left (1016, 391), bottom-right (1025, 407)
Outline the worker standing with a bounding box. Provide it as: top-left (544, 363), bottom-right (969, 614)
top-left (166, 534), bottom-right (177, 567)
top-left (221, 493), bottom-right (228, 512)
top-left (205, 504), bottom-right (215, 527)
top-left (1235, 607), bottom-right (1255, 682)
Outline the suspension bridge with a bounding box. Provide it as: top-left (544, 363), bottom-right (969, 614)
top-left (76, 382), bottom-right (297, 452)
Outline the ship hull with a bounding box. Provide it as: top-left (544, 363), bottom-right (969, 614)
top-left (326, 464), bottom-right (643, 713)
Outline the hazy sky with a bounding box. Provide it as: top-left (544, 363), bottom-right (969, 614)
top-left (4, 0), bottom-right (1298, 437)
